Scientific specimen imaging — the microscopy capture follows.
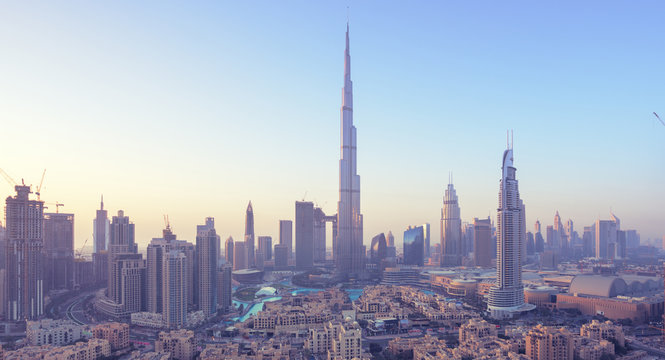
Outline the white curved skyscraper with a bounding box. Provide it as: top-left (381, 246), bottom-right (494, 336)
top-left (488, 143), bottom-right (532, 319)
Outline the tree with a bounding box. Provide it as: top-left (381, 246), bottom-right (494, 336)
top-left (370, 342), bottom-right (382, 354)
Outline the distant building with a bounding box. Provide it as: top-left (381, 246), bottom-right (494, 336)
top-left (473, 217), bottom-right (492, 267)
top-left (257, 236), bottom-right (272, 261)
top-left (5, 185), bottom-right (44, 320)
top-left (225, 236), bottom-right (234, 265)
top-left (279, 220), bottom-right (293, 259)
top-left (196, 218), bottom-right (218, 317)
top-left (403, 226), bottom-right (424, 266)
top-left (93, 251), bottom-right (108, 284)
top-left (233, 241), bottom-right (247, 271)
top-left (422, 223), bottom-right (431, 258)
top-left (27, 319), bottom-right (83, 346)
top-left (313, 208), bottom-right (327, 262)
top-left (43, 212), bottom-right (75, 291)
top-left (217, 265), bottom-right (232, 313)
top-left (441, 181), bottom-right (462, 266)
top-left (92, 322), bottom-right (130, 351)
top-left (595, 220), bottom-right (617, 259)
top-left (274, 244), bottom-right (288, 270)
top-left (370, 233), bottom-right (387, 264)
top-left (244, 202), bottom-right (255, 268)
top-left (387, 231), bottom-right (395, 247)
top-left (108, 210), bottom-right (137, 306)
top-left (155, 329), bottom-right (196, 360)
top-left (93, 196), bottom-right (109, 253)
top-left (295, 201), bottom-right (314, 270)
top-left (163, 251), bottom-right (187, 329)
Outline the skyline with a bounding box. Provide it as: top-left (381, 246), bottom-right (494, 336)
top-left (1, 2), bottom-right (664, 251)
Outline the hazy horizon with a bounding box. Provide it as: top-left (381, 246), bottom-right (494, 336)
top-left (1, 1), bottom-right (663, 250)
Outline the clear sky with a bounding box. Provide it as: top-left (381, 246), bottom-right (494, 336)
top-left (1, 1), bottom-right (664, 251)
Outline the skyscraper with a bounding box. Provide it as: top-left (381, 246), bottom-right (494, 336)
top-left (441, 181), bottom-right (462, 266)
top-left (274, 244), bottom-right (288, 270)
top-left (108, 210), bottom-right (136, 303)
top-left (473, 217), bottom-right (492, 267)
top-left (279, 220), bottom-right (293, 259)
top-left (403, 226), bottom-right (424, 266)
top-left (217, 265), bottom-right (232, 314)
top-left (313, 208), bottom-right (327, 262)
top-left (162, 251), bottom-right (187, 329)
top-left (422, 223), bottom-right (431, 258)
top-left (196, 219), bottom-right (218, 317)
top-left (233, 241), bottom-right (247, 271)
top-left (244, 202), bottom-right (255, 268)
top-left (296, 201), bottom-right (314, 270)
top-left (147, 237), bottom-right (170, 314)
top-left (595, 220), bottom-right (617, 259)
top-left (257, 236), bottom-right (272, 261)
top-left (5, 185), bottom-right (44, 320)
top-left (386, 231), bottom-right (395, 247)
top-left (370, 233), bottom-right (387, 264)
top-left (488, 143), bottom-right (528, 319)
top-left (93, 196), bottom-right (109, 253)
top-left (534, 220), bottom-right (545, 253)
top-left (43, 212), bottom-right (75, 291)
top-left (335, 24), bottom-right (363, 276)
top-left (225, 236), bottom-right (234, 265)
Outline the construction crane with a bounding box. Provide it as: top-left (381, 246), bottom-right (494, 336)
top-left (654, 112), bottom-right (665, 127)
top-left (0, 168), bottom-right (17, 188)
top-left (75, 237), bottom-right (89, 259)
top-left (35, 169), bottom-right (46, 200)
top-left (44, 202), bottom-right (65, 213)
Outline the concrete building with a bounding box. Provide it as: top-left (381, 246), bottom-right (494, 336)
top-left (488, 143), bottom-right (530, 319)
top-left (146, 238), bottom-right (169, 314)
top-left (42, 338), bottom-right (111, 360)
top-left (196, 219), bottom-right (218, 317)
top-left (313, 207), bottom-right (326, 262)
top-left (274, 244), bottom-right (288, 270)
top-left (110, 253), bottom-right (145, 314)
top-left (370, 233), bottom-right (387, 265)
top-left (580, 320), bottom-right (625, 347)
top-left (93, 322), bottom-right (130, 351)
top-left (225, 236), bottom-right (234, 265)
top-left (474, 217), bottom-right (492, 267)
top-left (279, 220), bottom-right (293, 259)
top-left (525, 325), bottom-right (574, 360)
top-left (335, 24), bottom-right (364, 277)
top-left (244, 202), bottom-right (255, 268)
top-left (108, 210), bottom-right (137, 305)
top-left (233, 240), bottom-right (247, 271)
top-left (217, 265), bottom-right (232, 313)
top-left (93, 251), bottom-right (108, 284)
top-left (93, 196), bottom-right (109, 254)
top-left (155, 329), bottom-right (197, 360)
top-left (441, 181), bottom-right (462, 266)
top-left (295, 201), bottom-right (314, 270)
top-left (306, 320), bottom-right (362, 360)
top-left (43, 212), bottom-right (75, 292)
top-left (163, 251), bottom-right (187, 329)
top-left (595, 220), bottom-right (617, 260)
top-left (5, 185), bottom-right (44, 320)
top-left (257, 236), bottom-right (272, 262)
top-left (27, 319), bottom-right (83, 346)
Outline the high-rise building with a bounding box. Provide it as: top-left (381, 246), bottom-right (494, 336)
top-left (147, 237), bottom-right (169, 314)
top-left (225, 236), bottom-right (234, 265)
top-left (217, 265), bottom-right (232, 313)
top-left (535, 220), bottom-right (545, 253)
top-left (107, 210), bottom-right (136, 304)
top-left (109, 253), bottom-right (145, 313)
top-left (5, 185), bottom-right (44, 320)
top-left (441, 181), bottom-right (462, 266)
top-left (43, 212), bottom-right (74, 291)
top-left (403, 226), bottom-right (424, 266)
top-left (171, 239), bottom-right (195, 308)
top-left (313, 208), bottom-right (326, 262)
top-left (583, 226), bottom-right (595, 258)
top-left (422, 223), bottom-right (431, 258)
top-left (527, 231), bottom-right (535, 255)
top-left (335, 24), bottom-right (364, 277)
top-left (473, 217), bottom-right (492, 267)
top-left (274, 244), bottom-right (288, 270)
top-left (233, 241), bottom-right (247, 271)
top-left (196, 219), bottom-right (218, 317)
top-left (370, 233), bottom-right (387, 264)
top-left (488, 143), bottom-right (528, 319)
top-left (257, 236), bottom-right (272, 261)
top-left (386, 231), bottom-right (395, 247)
top-left (595, 220), bottom-right (617, 259)
top-left (462, 222), bottom-right (474, 256)
top-left (93, 196), bottom-right (109, 254)
top-left (244, 202), bottom-right (255, 268)
top-left (279, 220), bottom-right (293, 259)
top-left (162, 251), bottom-right (187, 329)
top-left (295, 201), bottom-right (314, 270)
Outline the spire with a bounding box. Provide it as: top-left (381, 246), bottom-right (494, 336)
top-left (344, 22), bottom-right (351, 83)
top-left (101, 194), bottom-right (104, 210)
top-left (247, 201), bottom-right (253, 212)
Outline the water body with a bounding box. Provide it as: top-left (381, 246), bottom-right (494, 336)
top-left (232, 296), bottom-right (281, 322)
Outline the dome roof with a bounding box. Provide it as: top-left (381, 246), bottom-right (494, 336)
top-left (568, 276), bottom-right (626, 298)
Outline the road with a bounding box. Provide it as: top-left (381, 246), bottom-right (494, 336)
top-left (628, 339), bottom-right (665, 358)
top-left (49, 287), bottom-right (101, 325)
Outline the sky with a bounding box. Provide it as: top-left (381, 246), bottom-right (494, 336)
top-left (1, 1), bottom-right (664, 251)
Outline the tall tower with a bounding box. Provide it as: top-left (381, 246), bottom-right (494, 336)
top-left (296, 201), bottom-right (314, 270)
top-left (43, 212), bottom-right (75, 291)
top-left (107, 210), bottom-right (136, 302)
top-left (162, 251), bottom-right (187, 329)
top-left (488, 142), bottom-right (528, 319)
top-left (279, 220), bottom-right (293, 259)
top-left (225, 236), bottom-right (234, 265)
top-left (244, 202), bottom-right (255, 268)
top-left (440, 181), bottom-right (462, 266)
top-left (5, 185), bottom-right (44, 320)
top-left (335, 23), bottom-right (363, 276)
top-left (93, 196), bottom-right (109, 253)
top-left (196, 219), bottom-right (218, 317)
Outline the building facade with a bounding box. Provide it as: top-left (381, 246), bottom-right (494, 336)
top-left (441, 181), bottom-right (462, 266)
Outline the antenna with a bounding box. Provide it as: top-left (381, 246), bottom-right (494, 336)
top-left (346, 6), bottom-right (350, 24)
top-left (506, 130), bottom-right (509, 149)
top-left (511, 129), bottom-right (514, 149)
top-left (654, 112), bottom-right (665, 127)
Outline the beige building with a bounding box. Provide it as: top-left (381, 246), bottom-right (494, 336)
top-left (42, 338), bottom-right (111, 360)
top-left (525, 325), bottom-right (574, 360)
top-left (27, 319), bottom-right (84, 346)
top-left (92, 322), bottom-right (130, 351)
top-left (155, 329), bottom-right (196, 360)
top-left (305, 320), bottom-right (362, 360)
top-left (580, 320), bottom-right (625, 347)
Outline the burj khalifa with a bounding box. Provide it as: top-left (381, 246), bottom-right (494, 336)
top-left (335, 23), bottom-right (363, 276)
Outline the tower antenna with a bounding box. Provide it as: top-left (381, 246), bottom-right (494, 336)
top-left (511, 129), bottom-right (514, 149)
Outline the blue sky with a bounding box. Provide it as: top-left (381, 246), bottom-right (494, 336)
top-left (1, 1), bottom-right (663, 249)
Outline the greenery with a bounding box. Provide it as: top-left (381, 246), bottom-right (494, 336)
top-left (369, 343), bottom-right (382, 354)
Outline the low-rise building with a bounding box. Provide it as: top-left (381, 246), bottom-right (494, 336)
top-left (26, 319), bottom-right (84, 346)
top-left (580, 320), bottom-right (625, 347)
top-left (92, 322), bottom-right (129, 352)
top-left (155, 329), bottom-right (196, 360)
top-left (525, 325), bottom-right (574, 360)
top-left (42, 338), bottom-right (111, 360)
